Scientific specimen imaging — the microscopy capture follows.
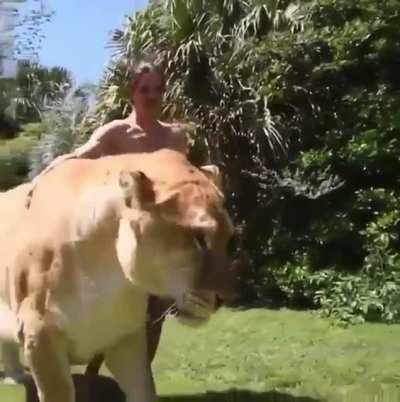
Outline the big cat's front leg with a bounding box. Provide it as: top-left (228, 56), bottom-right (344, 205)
top-left (104, 329), bottom-right (156, 402)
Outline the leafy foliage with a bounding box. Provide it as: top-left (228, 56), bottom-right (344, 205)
top-left (0, 62), bottom-right (76, 188)
top-left (28, 84), bottom-right (97, 178)
top-left (0, 135), bottom-right (36, 190)
top-left (0, 61), bottom-right (73, 136)
top-left (243, 0), bottom-right (400, 323)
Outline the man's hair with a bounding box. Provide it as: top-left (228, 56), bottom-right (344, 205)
top-left (127, 59), bottom-right (166, 91)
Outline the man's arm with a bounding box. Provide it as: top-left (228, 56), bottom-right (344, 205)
top-left (35, 122), bottom-right (119, 176)
top-left (25, 120), bottom-right (126, 208)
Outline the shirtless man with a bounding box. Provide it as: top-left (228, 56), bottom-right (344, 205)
top-left (26, 60), bottom-right (187, 206)
top-left (25, 59), bottom-right (188, 373)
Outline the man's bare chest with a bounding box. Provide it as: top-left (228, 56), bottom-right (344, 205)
top-left (111, 127), bottom-right (173, 154)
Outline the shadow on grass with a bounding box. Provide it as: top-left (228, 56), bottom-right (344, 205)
top-left (160, 390), bottom-right (321, 402)
top-left (1, 373), bottom-right (320, 402)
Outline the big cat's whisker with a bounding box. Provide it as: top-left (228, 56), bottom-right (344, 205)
top-left (150, 303), bottom-right (178, 325)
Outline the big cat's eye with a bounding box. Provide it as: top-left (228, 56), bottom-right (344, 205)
top-left (193, 232), bottom-right (208, 251)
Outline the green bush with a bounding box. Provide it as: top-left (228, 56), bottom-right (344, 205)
top-left (237, 0), bottom-right (400, 323)
top-left (0, 136), bottom-right (37, 190)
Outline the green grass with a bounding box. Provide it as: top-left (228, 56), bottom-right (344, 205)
top-left (152, 308), bottom-right (400, 401)
top-left (2, 308), bottom-right (400, 401)
top-left (0, 385), bottom-right (25, 402)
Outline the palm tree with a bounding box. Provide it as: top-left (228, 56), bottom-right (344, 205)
top-left (6, 60), bottom-right (73, 123)
top-left (0, 60), bottom-right (73, 137)
top-left (1, 1), bottom-right (55, 135)
top-left (95, 0), bottom-right (306, 161)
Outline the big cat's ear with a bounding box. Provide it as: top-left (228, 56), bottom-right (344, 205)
top-left (118, 170), bottom-right (155, 209)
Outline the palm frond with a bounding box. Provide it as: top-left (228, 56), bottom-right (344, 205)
top-left (28, 84), bottom-right (96, 178)
top-left (235, 1), bottom-right (306, 40)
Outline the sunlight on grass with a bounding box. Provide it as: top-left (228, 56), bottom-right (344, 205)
top-left (153, 308), bottom-right (400, 401)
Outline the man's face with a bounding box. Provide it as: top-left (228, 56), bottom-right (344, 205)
top-left (131, 70), bottom-right (164, 116)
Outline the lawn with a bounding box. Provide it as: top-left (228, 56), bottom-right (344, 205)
top-left (1, 308), bottom-right (400, 401)
top-left (153, 308), bottom-right (400, 401)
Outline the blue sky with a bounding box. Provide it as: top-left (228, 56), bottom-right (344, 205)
top-left (33, 0), bottom-right (148, 85)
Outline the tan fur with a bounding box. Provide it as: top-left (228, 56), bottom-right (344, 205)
top-left (0, 149), bottom-right (234, 402)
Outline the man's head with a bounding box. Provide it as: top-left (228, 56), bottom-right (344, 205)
top-left (128, 60), bottom-right (166, 117)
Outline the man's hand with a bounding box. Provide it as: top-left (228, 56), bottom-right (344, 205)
top-left (24, 121), bottom-right (121, 210)
top-left (24, 154), bottom-right (75, 209)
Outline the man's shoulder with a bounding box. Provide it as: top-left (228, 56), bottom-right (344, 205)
top-left (91, 119), bottom-right (131, 140)
top-left (102, 119), bottom-right (132, 132)
top-left (162, 121), bottom-right (192, 138)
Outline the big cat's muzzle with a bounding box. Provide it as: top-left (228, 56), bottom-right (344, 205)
top-left (195, 250), bottom-right (237, 307)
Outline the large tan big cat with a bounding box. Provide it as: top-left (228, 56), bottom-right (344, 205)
top-left (0, 149), bottom-right (234, 402)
